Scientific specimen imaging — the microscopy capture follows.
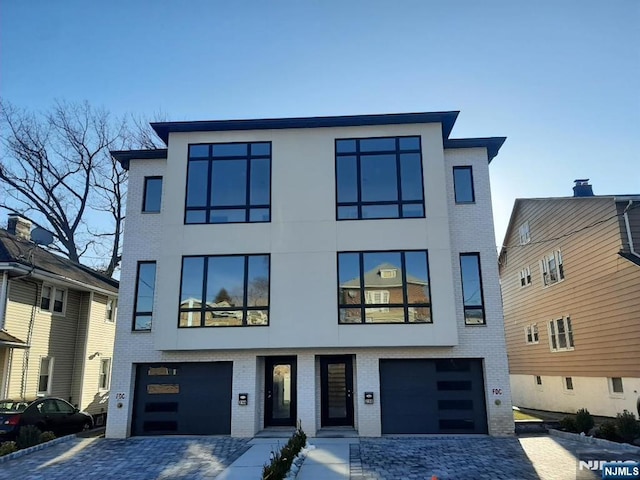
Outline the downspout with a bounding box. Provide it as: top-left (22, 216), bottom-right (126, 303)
top-left (623, 201), bottom-right (640, 258)
top-left (0, 271), bottom-right (8, 330)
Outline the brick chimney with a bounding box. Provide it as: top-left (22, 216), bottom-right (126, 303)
top-left (573, 179), bottom-right (594, 197)
top-left (7, 215), bottom-right (32, 240)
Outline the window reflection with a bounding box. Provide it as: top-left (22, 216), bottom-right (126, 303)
top-left (337, 251), bottom-right (431, 324)
top-left (179, 255), bottom-right (270, 328)
top-left (134, 262), bottom-right (157, 331)
top-left (460, 253), bottom-right (485, 325)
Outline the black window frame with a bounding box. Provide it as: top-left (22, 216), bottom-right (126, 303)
top-left (459, 253), bottom-right (486, 326)
top-left (453, 166), bottom-right (475, 204)
top-left (337, 249), bottom-right (432, 324)
top-left (334, 136), bottom-right (425, 221)
top-left (142, 176), bottom-right (163, 213)
top-left (184, 141), bottom-right (272, 224)
top-left (132, 261), bottom-right (157, 332)
top-left (177, 253), bottom-right (270, 328)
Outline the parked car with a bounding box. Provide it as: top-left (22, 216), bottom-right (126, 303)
top-left (0, 397), bottom-right (93, 440)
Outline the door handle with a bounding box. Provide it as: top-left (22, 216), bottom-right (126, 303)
top-left (346, 390), bottom-right (352, 398)
top-left (267, 391), bottom-right (272, 399)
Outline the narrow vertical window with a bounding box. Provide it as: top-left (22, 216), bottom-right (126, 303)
top-left (105, 298), bottom-right (116, 323)
top-left (518, 222), bottom-right (530, 245)
top-left (99, 358), bottom-right (111, 390)
top-left (38, 357), bottom-right (54, 395)
top-left (133, 262), bottom-right (157, 331)
top-left (143, 177), bottom-right (163, 213)
top-left (453, 166), bottom-right (475, 203)
top-left (459, 253), bottom-right (485, 325)
top-left (565, 377), bottom-right (573, 390)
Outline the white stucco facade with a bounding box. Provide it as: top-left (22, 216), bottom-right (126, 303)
top-left (106, 114), bottom-right (514, 438)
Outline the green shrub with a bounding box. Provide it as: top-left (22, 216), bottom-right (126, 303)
top-left (262, 425), bottom-right (307, 480)
top-left (559, 415), bottom-right (577, 433)
top-left (0, 441), bottom-right (18, 456)
top-left (575, 408), bottom-right (594, 434)
top-left (597, 421), bottom-right (619, 441)
top-left (40, 431), bottom-right (56, 443)
top-left (16, 425), bottom-right (43, 449)
top-left (615, 410), bottom-right (640, 443)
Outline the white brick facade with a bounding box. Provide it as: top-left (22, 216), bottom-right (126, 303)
top-left (106, 114), bottom-right (514, 439)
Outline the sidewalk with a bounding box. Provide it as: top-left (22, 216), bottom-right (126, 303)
top-left (217, 437), bottom-right (353, 480)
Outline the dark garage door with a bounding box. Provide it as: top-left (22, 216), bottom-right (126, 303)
top-left (132, 362), bottom-right (232, 436)
top-left (379, 358), bottom-right (487, 434)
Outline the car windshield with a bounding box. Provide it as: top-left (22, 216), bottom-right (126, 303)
top-left (0, 400), bottom-right (29, 412)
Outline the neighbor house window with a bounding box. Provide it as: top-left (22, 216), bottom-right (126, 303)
top-left (40, 285), bottom-right (66, 315)
top-left (520, 266), bottom-right (532, 287)
top-left (564, 377), bottom-right (574, 391)
top-left (99, 358), bottom-right (111, 390)
top-left (38, 357), bottom-right (54, 395)
top-left (143, 176), bottom-right (163, 213)
top-left (105, 298), bottom-right (117, 323)
top-left (337, 250), bottom-right (431, 324)
top-left (453, 166), bottom-right (475, 203)
top-left (541, 250), bottom-right (564, 286)
top-left (459, 253), bottom-right (485, 325)
top-left (525, 324), bottom-right (539, 344)
top-left (535, 375), bottom-right (542, 386)
top-left (518, 222), bottom-right (530, 245)
top-left (548, 317), bottom-right (574, 351)
top-left (609, 377), bottom-right (624, 394)
top-left (133, 262), bottom-right (157, 331)
top-left (185, 142), bottom-right (271, 224)
top-left (335, 136), bottom-right (424, 220)
top-left (179, 254), bottom-right (270, 327)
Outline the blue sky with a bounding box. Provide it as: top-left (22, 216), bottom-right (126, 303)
top-left (1, 0), bottom-right (639, 246)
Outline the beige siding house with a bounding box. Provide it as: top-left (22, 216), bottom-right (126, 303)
top-left (499, 181), bottom-right (640, 417)
top-left (0, 216), bottom-right (119, 424)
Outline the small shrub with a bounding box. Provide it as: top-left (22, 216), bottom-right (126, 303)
top-left (40, 431), bottom-right (56, 443)
top-left (575, 408), bottom-right (594, 434)
top-left (16, 425), bottom-right (43, 450)
top-left (597, 421), bottom-right (619, 441)
top-left (262, 425), bottom-right (307, 480)
top-left (616, 410), bottom-right (640, 443)
top-left (559, 415), bottom-right (577, 433)
top-left (0, 441), bottom-right (18, 456)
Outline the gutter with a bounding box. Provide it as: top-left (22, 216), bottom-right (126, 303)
top-left (0, 272), bottom-right (7, 330)
top-left (0, 262), bottom-right (118, 297)
top-left (623, 200), bottom-right (640, 259)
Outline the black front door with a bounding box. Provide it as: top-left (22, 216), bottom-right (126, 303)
top-left (265, 357), bottom-right (297, 427)
top-left (320, 356), bottom-right (354, 427)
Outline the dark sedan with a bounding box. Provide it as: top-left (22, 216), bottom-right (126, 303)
top-left (0, 397), bottom-right (93, 439)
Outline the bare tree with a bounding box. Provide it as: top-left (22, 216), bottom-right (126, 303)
top-left (0, 99), bottom-right (162, 277)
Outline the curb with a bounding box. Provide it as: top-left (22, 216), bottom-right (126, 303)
top-left (548, 429), bottom-right (640, 452)
top-left (0, 434), bottom-right (77, 464)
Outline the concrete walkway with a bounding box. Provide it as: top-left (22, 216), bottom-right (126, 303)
top-left (297, 438), bottom-right (353, 480)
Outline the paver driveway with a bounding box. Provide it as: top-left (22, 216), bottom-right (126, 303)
top-left (0, 436), bottom-right (250, 480)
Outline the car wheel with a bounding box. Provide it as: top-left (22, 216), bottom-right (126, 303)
top-left (82, 422), bottom-right (91, 432)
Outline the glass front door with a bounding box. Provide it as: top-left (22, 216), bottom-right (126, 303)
top-left (264, 357), bottom-right (297, 427)
top-left (320, 356), bottom-right (354, 427)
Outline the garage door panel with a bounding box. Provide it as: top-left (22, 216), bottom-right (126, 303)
top-left (132, 362), bottom-right (232, 436)
top-left (380, 358), bottom-right (487, 434)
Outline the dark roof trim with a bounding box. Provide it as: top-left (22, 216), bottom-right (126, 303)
top-left (444, 137), bottom-right (507, 163)
top-left (619, 251), bottom-right (640, 267)
top-left (111, 149), bottom-right (168, 170)
top-left (150, 111), bottom-right (461, 144)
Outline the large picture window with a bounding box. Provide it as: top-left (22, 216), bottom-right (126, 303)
top-left (133, 262), bottom-right (157, 331)
top-left (338, 250), bottom-right (431, 324)
top-left (548, 317), bottom-right (574, 352)
top-left (179, 254), bottom-right (270, 327)
top-left (335, 136), bottom-right (424, 220)
top-left (460, 253), bottom-right (485, 325)
top-left (185, 142), bottom-right (271, 224)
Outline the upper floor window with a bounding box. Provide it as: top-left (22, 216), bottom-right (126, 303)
top-left (143, 176), bottom-right (163, 213)
top-left (453, 166), bottom-right (475, 203)
top-left (525, 324), bottom-right (539, 344)
top-left (459, 253), bottom-right (485, 325)
top-left (520, 266), bottom-right (532, 287)
top-left (541, 250), bottom-right (564, 286)
top-left (335, 136), bottom-right (424, 220)
top-left (548, 317), bottom-right (574, 351)
top-left (40, 285), bottom-right (66, 315)
top-left (179, 254), bottom-right (270, 327)
top-left (133, 262), bottom-right (157, 331)
top-left (185, 142), bottom-right (271, 224)
top-left (105, 298), bottom-right (117, 323)
top-left (518, 222), bottom-right (530, 245)
top-left (338, 250), bottom-right (431, 324)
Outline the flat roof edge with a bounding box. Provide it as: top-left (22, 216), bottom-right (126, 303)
top-left (111, 149), bottom-right (168, 170)
top-left (444, 137), bottom-right (507, 162)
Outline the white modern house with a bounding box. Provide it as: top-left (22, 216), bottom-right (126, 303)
top-left (106, 112), bottom-right (513, 438)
